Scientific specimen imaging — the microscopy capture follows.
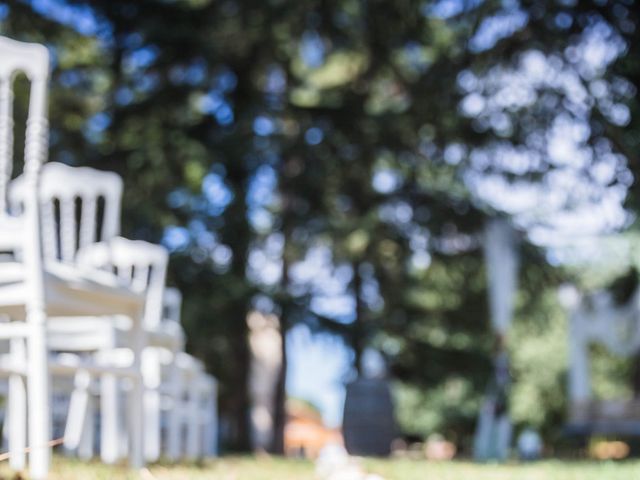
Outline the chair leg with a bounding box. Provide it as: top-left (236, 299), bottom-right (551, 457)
top-left (204, 382), bottom-right (218, 457)
top-left (26, 313), bottom-right (51, 480)
top-left (8, 338), bottom-right (26, 472)
top-left (165, 363), bottom-right (182, 461)
top-left (143, 348), bottom-right (161, 463)
top-left (128, 307), bottom-right (145, 469)
top-left (129, 376), bottom-right (144, 468)
top-left (64, 369), bottom-right (91, 452)
top-left (185, 385), bottom-right (200, 460)
top-left (78, 393), bottom-right (94, 460)
top-left (212, 383), bottom-right (218, 457)
top-left (143, 389), bottom-right (161, 463)
top-left (100, 373), bottom-right (120, 464)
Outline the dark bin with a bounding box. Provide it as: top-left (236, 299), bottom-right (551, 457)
top-left (342, 378), bottom-right (396, 456)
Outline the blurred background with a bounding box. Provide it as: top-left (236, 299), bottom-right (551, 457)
top-left (2, 0), bottom-right (640, 460)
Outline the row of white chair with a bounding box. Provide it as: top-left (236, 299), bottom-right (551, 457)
top-left (0, 36), bottom-right (217, 479)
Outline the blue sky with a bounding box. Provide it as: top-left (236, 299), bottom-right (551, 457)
top-left (287, 326), bottom-right (351, 427)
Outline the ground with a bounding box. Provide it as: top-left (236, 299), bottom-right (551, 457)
top-left (365, 458), bottom-right (640, 480)
top-left (1, 456), bottom-right (640, 479)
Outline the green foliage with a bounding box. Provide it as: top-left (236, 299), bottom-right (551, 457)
top-left (510, 289), bottom-right (567, 434)
top-left (589, 345), bottom-right (634, 402)
top-left (394, 378), bottom-right (480, 445)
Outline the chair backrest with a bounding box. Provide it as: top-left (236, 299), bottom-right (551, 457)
top-left (0, 36), bottom-right (50, 304)
top-left (0, 36), bottom-right (49, 215)
top-left (77, 237), bottom-right (169, 329)
top-left (10, 162), bottom-right (123, 263)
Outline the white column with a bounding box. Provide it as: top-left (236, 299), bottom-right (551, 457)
top-left (473, 218), bottom-right (518, 462)
top-left (568, 311), bottom-right (591, 405)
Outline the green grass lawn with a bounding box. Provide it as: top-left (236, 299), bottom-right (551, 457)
top-left (366, 458), bottom-right (640, 480)
top-left (1, 456), bottom-right (640, 479)
top-left (0, 456), bottom-right (313, 480)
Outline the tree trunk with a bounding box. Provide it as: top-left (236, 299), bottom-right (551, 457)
top-left (633, 352), bottom-right (640, 398)
top-left (271, 185), bottom-right (294, 454)
top-left (352, 261), bottom-right (364, 377)
top-left (220, 153), bottom-right (253, 452)
top-left (270, 317), bottom-right (287, 454)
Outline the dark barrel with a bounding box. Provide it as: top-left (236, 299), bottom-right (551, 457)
top-left (342, 378), bottom-right (396, 456)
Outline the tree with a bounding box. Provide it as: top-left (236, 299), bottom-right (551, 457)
top-left (7, 0), bottom-right (628, 451)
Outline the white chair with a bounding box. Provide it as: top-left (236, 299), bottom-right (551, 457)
top-left (0, 37), bottom-right (146, 479)
top-left (172, 352), bottom-right (218, 460)
top-left (40, 241), bottom-right (215, 465)
top-left (57, 238), bottom-right (187, 463)
top-left (0, 36), bottom-right (57, 478)
top-left (161, 287), bottom-right (189, 461)
top-left (176, 352), bottom-right (206, 460)
top-left (14, 169), bottom-right (193, 464)
top-left (198, 373), bottom-right (218, 457)
top-left (161, 289), bottom-right (217, 461)
top-left (8, 163), bottom-right (149, 469)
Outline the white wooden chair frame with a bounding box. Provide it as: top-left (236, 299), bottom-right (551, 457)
top-left (7, 162), bottom-right (149, 471)
top-left (0, 37), bottom-right (218, 476)
top-left (57, 239), bottom-right (191, 463)
top-left (173, 352), bottom-right (218, 459)
top-left (0, 37), bottom-right (146, 479)
top-left (5, 158), bottom-right (217, 469)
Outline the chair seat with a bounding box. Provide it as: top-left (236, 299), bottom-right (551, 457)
top-left (148, 320), bottom-right (185, 349)
top-left (0, 215), bottom-right (23, 252)
top-left (47, 317), bottom-right (184, 352)
top-left (47, 317), bottom-right (118, 351)
top-left (0, 261), bottom-right (144, 319)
